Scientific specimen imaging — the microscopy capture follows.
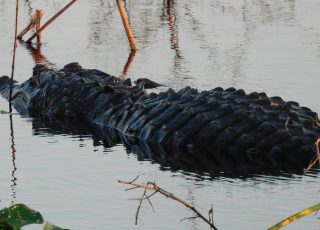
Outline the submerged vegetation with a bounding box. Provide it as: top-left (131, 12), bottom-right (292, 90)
top-left (0, 203), bottom-right (68, 230)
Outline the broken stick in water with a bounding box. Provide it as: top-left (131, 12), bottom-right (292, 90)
top-left (116, 0), bottom-right (137, 51)
top-left (119, 178), bottom-right (218, 230)
top-left (26, 0), bottom-right (77, 43)
top-left (17, 9), bottom-right (44, 43)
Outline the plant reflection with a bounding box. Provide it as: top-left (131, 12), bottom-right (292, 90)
top-left (186, 181), bottom-right (198, 230)
top-left (23, 0), bottom-right (33, 19)
top-left (163, 0), bottom-right (187, 80)
top-left (88, 1), bottom-right (115, 48)
top-left (166, 0), bottom-right (182, 60)
top-left (9, 114), bottom-right (17, 204)
top-left (121, 49), bottom-right (137, 78)
top-left (20, 40), bottom-right (55, 67)
top-left (122, 0), bottom-right (130, 24)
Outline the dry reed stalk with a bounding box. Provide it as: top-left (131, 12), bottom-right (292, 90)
top-left (116, 0), bottom-right (137, 51)
top-left (17, 11), bottom-right (37, 39)
top-left (26, 0), bottom-right (77, 43)
top-left (9, 0), bottom-right (19, 112)
top-left (119, 179), bottom-right (218, 230)
top-left (17, 10), bottom-right (44, 42)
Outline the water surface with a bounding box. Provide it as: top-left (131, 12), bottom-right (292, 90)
top-left (0, 1), bottom-right (320, 229)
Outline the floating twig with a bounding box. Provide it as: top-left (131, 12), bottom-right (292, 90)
top-left (26, 0), bottom-right (77, 43)
top-left (9, 0), bottom-right (19, 113)
top-left (116, 0), bottom-right (137, 51)
top-left (119, 179), bottom-right (218, 230)
top-left (268, 203), bottom-right (320, 230)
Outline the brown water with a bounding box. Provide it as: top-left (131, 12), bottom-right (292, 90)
top-left (0, 1), bottom-right (320, 229)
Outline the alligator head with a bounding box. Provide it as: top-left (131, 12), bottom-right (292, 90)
top-left (0, 63), bottom-right (147, 119)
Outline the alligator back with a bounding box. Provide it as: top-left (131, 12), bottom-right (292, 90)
top-left (1, 63), bottom-right (319, 173)
top-left (120, 86), bottom-right (319, 171)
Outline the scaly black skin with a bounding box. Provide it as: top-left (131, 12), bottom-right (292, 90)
top-left (1, 63), bottom-right (319, 174)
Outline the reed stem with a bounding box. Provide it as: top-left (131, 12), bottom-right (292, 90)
top-left (26, 0), bottom-right (77, 43)
top-left (9, 0), bottom-right (19, 112)
top-left (116, 0), bottom-right (137, 51)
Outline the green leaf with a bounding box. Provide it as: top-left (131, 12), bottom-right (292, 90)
top-left (43, 221), bottom-right (70, 230)
top-left (3, 204), bottom-right (44, 230)
top-left (0, 207), bottom-right (9, 221)
top-left (0, 222), bottom-right (12, 230)
top-left (0, 207), bottom-right (12, 229)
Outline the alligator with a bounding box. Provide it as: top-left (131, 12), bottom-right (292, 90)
top-left (1, 63), bottom-right (319, 174)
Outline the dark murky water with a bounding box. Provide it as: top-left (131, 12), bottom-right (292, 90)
top-left (0, 1), bottom-right (319, 229)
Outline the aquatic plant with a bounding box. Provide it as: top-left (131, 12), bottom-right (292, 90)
top-left (268, 203), bottom-right (320, 229)
top-left (0, 203), bottom-right (68, 230)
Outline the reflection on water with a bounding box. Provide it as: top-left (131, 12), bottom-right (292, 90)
top-left (31, 118), bottom-right (222, 177)
top-left (30, 116), bottom-right (319, 179)
top-left (121, 49), bottom-right (136, 78)
top-left (88, 1), bottom-right (115, 48)
top-left (23, 0), bottom-right (33, 19)
top-left (166, 0), bottom-right (183, 72)
top-left (9, 114), bottom-right (17, 204)
top-left (21, 41), bottom-right (55, 67)
top-left (0, 0), bottom-right (320, 229)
